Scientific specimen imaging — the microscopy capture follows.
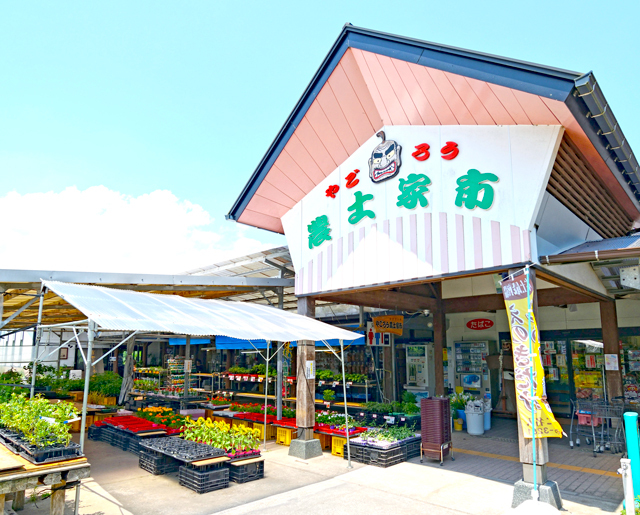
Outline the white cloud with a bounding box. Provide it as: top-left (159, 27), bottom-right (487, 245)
top-left (0, 186), bottom-right (282, 273)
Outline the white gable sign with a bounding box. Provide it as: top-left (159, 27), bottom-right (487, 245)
top-left (281, 125), bottom-right (563, 296)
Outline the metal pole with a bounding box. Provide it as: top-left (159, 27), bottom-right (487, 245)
top-left (526, 267), bottom-right (537, 498)
top-left (73, 483), bottom-right (81, 515)
top-left (620, 458), bottom-right (635, 513)
top-left (29, 291), bottom-right (45, 399)
top-left (340, 339), bottom-right (352, 468)
top-left (185, 335), bottom-right (191, 399)
top-left (79, 320), bottom-right (95, 454)
top-left (263, 341), bottom-right (270, 451)
top-left (276, 285), bottom-right (284, 420)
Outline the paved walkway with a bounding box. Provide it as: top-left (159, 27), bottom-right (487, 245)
top-left (432, 418), bottom-right (623, 501)
top-left (8, 419), bottom-right (624, 515)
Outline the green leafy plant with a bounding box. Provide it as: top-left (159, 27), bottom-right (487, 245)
top-left (316, 369), bottom-right (335, 381)
top-left (359, 426), bottom-right (416, 444)
top-left (182, 418), bottom-right (260, 454)
top-left (249, 364), bottom-right (276, 376)
top-left (449, 392), bottom-right (474, 411)
top-left (89, 372), bottom-right (122, 397)
top-left (228, 366), bottom-right (250, 374)
top-left (0, 393), bottom-right (79, 447)
top-left (323, 389), bottom-right (336, 402)
top-left (402, 391), bottom-right (417, 404)
top-left (0, 369), bottom-right (23, 384)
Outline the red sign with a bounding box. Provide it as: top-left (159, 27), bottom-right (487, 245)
top-left (466, 319), bottom-right (494, 330)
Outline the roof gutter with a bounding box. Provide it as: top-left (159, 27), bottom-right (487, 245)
top-left (540, 247), bottom-right (640, 265)
top-left (574, 73), bottom-right (640, 203)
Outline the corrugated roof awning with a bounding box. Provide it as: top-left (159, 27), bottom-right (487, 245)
top-left (42, 280), bottom-right (361, 342)
top-left (215, 333), bottom-right (365, 350)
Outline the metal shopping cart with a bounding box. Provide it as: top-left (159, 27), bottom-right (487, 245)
top-left (569, 399), bottom-right (598, 451)
top-left (591, 399), bottom-right (625, 456)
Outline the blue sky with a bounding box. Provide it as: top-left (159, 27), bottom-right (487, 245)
top-left (1, 1), bottom-right (639, 272)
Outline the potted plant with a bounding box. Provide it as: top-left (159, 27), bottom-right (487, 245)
top-left (323, 389), bottom-right (336, 403)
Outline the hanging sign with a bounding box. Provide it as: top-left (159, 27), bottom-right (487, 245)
top-left (305, 360), bottom-right (315, 380)
top-left (502, 270), bottom-right (563, 438)
top-left (372, 315), bottom-right (404, 335)
top-left (466, 319), bottom-right (494, 330)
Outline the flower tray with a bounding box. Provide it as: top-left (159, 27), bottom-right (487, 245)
top-left (345, 442), bottom-right (405, 468)
top-left (226, 450), bottom-right (261, 462)
top-left (139, 436), bottom-right (225, 463)
top-left (19, 441), bottom-right (82, 465)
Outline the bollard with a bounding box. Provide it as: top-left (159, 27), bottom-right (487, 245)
top-left (625, 412), bottom-right (640, 500)
top-left (620, 458), bottom-right (635, 512)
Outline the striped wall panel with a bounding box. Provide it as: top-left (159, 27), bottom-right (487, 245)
top-left (296, 214), bottom-right (532, 295)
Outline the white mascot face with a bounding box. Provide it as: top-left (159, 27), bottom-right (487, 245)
top-left (368, 131), bottom-right (402, 183)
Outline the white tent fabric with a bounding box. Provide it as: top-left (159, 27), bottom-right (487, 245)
top-left (42, 280), bottom-right (360, 341)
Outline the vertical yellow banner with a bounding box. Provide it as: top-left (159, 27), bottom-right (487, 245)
top-left (502, 271), bottom-right (563, 438)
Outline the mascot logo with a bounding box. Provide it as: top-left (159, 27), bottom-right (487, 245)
top-left (368, 131), bottom-right (402, 183)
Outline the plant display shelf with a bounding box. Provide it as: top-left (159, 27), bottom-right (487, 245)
top-left (0, 429), bottom-right (83, 465)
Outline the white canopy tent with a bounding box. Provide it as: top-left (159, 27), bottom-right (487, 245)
top-left (27, 280), bottom-right (359, 497)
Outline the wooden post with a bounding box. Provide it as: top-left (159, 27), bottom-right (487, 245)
top-left (296, 297), bottom-right (315, 440)
top-left (0, 493), bottom-right (5, 515)
top-left (12, 490), bottom-right (25, 511)
top-left (50, 481), bottom-right (66, 515)
top-left (600, 301), bottom-right (623, 400)
top-left (513, 268), bottom-right (549, 485)
top-left (113, 346), bottom-right (119, 375)
top-left (432, 283), bottom-right (446, 396)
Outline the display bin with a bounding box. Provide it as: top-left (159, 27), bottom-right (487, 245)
top-left (139, 451), bottom-right (180, 475)
top-left (276, 427), bottom-right (297, 446)
top-left (345, 443), bottom-right (404, 468)
top-left (179, 465), bottom-right (229, 494)
top-left (332, 436), bottom-right (348, 457)
top-left (314, 433), bottom-right (331, 450)
top-left (88, 425), bottom-right (102, 441)
top-left (253, 423), bottom-right (277, 440)
top-left (228, 458), bottom-right (265, 484)
top-left (401, 437), bottom-right (422, 460)
top-left (232, 419), bottom-right (252, 429)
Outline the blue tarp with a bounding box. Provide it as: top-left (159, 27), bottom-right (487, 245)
top-left (215, 331), bottom-right (365, 350)
top-left (168, 338), bottom-right (211, 346)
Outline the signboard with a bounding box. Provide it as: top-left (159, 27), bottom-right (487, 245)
top-left (605, 354), bottom-right (619, 371)
top-left (184, 360), bottom-right (192, 373)
top-left (372, 315), bottom-right (404, 335)
top-left (466, 319), bottom-right (494, 331)
top-left (305, 360), bottom-right (315, 380)
top-left (366, 324), bottom-right (392, 346)
top-left (502, 269), bottom-right (563, 438)
top-left (282, 125), bottom-right (563, 296)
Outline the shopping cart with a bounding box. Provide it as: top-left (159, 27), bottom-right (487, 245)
top-left (569, 399), bottom-right (599, 451)
top-left (591, 400), bottom-right (625, 456)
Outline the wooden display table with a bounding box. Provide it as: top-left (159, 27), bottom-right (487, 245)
top-left (0, 444), bottom-right (90, 515)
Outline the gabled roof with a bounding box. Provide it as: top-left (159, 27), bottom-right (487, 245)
top-left (227, 24), bottom-right (640, 233)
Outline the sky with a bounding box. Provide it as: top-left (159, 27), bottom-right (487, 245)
top-left (1, 1), bottom-right (639, 273)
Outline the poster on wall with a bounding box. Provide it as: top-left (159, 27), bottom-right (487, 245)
top-left (605, 354), bottom-right (619, 371)
top-left (501, 268), bottom-right (563, 438)
top-left (555, 354), bottom-right (567, 368)
top-left (585, 355), bottom-right (597, 369)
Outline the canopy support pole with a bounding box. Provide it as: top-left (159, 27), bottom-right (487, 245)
top-left (276, 285), bottom-right (284, 420)
top-left (340, 339), bottom-right (352, 469)
top-left (79, 320), bottom-right (95, 454)
top-left (29, 291), bottom-right (45, 399)
top-left (263, 341), bottom-right (271, 451)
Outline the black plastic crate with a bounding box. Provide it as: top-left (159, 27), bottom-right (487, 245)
top-left (88, 425), bottom-right (102, 441)
top-left (402, 437), bottom-right (421, 460)
top-left (140, 436), bottom-right (225, 463)
top-left (228, 459), bottom-right (264, 484)
top-left (139, 450), bottom-right (180, 475)
top-left (179, 466), bottom-right (229, 494)
top-left (345, 443), bottom-right (405, 468)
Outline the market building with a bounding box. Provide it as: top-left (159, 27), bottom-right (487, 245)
top-left (227, 24), bottom-right (640, 499)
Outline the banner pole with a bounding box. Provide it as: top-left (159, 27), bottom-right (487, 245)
top-left (526, 266), bottom-right (538, 499)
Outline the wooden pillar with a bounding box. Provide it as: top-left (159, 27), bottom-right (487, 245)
top-left (432, 283), bottom-right (446, 396)
top-left (514, 268), bottom-right (549, 484)
top-left (113, 346), bottom-right (119, 375)
top-left (296, 297), bottom-right (316, 440)
top-left (50, 481), bottom-right (66, 515)
top-left (12, 490), bottom-right (25, 511)
top-left (600, 301), bottom-right (623, 400)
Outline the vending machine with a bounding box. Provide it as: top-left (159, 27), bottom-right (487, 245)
top-left (404, 345), bottom-right (435, 401)
top-left (454, 340), bottom-right (498, 404)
